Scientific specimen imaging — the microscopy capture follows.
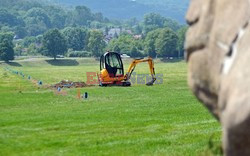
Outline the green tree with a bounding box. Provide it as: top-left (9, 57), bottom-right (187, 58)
top-left (94, 12), bottom-right (104, 22)
top-left (113, 32), bottom-right (118, 39)
top-left (126, 17), bottom-right (139, 27)
top-left (107, 34), bottom-right (135, 54)
top-left (177, 26), bottom-right (187, 57)
top-left (13, 26), bottom-right (27, 38)
top-left (0, 9), bottom-right (24, 27)
top-left (25, 23), bottom-right (47, 36)
top-left (130, 46), bottom-right (142, 58)
top-left (143, 13), bottom-right (165, 27)
top-left (14, 0), bottom-right (42, 11)
top-left (14, 43), bottom-right (23, 56)
top-left (62, 27), bottom-right (88, 51)
top-left (22, 36), bottom-right (37, 47)
top-left (69, 6), bottom-right (93, 26)
top-left (104, 26), bottom-right (109, 35)
top-left (90, 21), bottom-right (104, 29)
top-left (142, 13), bottom-right (182, 34)
top-left (143, 13), bottom-right (165, 34)
top-left (113, 45), bottom-right (121, 53)
top-left (133, 24), bottom-right (143, 35)
top-left (42, 29), bottom-right (67, 60)
top-left (27, 43), bottom-right (39, 55)
top-left (45, 6), bottom-right (66, 29)
top-left (0, 32), bottom-right (14, 62)
top-left (0, 26), bottom-right (12, 33)
top-left (24, 8), bottom-right (51, 36)
top-left (155, 28), bottom-right (178, 57)
top-left (50, 13), bottom-right (66, 29)
top-left (24, 8), bottom-right (51, 28)
top-left (144, 29), bottom-right (161, 58)
top-left (163, 18), bottom-right (181, 32)
top-left (88, 30), bottom-right (105, 57)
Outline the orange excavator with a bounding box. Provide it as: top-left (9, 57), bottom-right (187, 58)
top-left (98, 52), bottom-right (156, 86)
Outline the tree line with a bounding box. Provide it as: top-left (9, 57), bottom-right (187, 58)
top-left (0, 0), bottom-right (111, 38)
top-left (0, 0), bottom-right (187, 61)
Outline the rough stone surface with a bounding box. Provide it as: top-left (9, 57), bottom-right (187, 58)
top-left (185, 0), bottom-right (250, 155)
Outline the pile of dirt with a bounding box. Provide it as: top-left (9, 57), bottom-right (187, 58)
top-left (52, 80), bottom-right (89, 88)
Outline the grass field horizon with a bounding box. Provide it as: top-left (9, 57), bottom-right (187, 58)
top-left (0, 58), bottom-right (221, 155)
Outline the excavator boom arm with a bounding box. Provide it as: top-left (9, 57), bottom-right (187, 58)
top-left (125, 57), bottom-right (156, 85)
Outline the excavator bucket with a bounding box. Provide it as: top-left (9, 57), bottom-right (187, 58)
top-left (146, 79), bottom-right (156, 86)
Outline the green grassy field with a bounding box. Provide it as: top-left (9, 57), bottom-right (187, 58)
top-left (0, 58), bottom-right (221, 155)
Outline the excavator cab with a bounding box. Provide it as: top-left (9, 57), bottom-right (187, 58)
top-left (100, 52), bottom-right (124, 77)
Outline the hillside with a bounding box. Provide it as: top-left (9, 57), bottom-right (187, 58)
top-left (48, 0), bottom-right (188, 23)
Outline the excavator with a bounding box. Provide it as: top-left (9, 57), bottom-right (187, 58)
top-left (98, 52), bottom-right (156, 86)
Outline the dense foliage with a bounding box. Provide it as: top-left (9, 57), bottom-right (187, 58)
top-left (0, 0), bottom-right (187, 60)
top-left (62, 27), bottom-right (88, 51)
top-left (0, 0), bottom-right (111, 38)
top-left (0, 32), bottom-right (14, 62)
top-left (107, 34), bottom-right (143, 55)
top-left (42, 29), bottom-right (67, 59)
top-left (88, 30), bottom-right (106, 57)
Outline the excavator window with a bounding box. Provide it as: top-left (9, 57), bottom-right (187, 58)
top-left (100, 55), bottom-right (105, 70)
top-left (104, 52), bottom-right (124, 77)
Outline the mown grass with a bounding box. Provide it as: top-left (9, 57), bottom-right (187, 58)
top-left (0, 58), bottom-right (221, 155)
